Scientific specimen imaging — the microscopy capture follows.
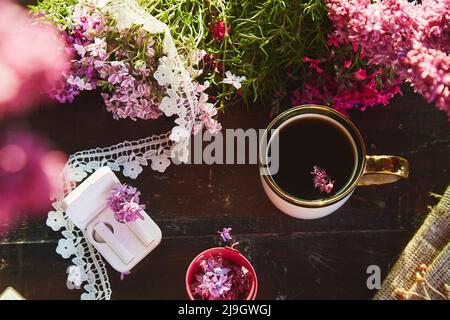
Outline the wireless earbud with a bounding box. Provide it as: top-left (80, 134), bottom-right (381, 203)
top-left (93, 221), bottom-right (134, 264)
top-left (127, 219), bottom-right (155, 247)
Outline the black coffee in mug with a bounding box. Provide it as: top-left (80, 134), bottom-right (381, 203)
top-left (271, 115), bottom-right (357, 201)
top-left (260, 105), bottom-right (408, 219)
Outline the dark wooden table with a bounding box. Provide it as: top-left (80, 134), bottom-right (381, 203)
top-left (0, 85), bottom-right (448, 300)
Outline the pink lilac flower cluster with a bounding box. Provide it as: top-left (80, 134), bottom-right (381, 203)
top-left (49, 3), bottom-right (164, 120)
top-left (48, 4), bottom-right (104, 103)
top-left (0, 1), bottom-right (68, 118)
top-left (46, 2), bottom-right (221, 130)
top-left (292, 30), bottom-right (403, 114)
top-left (100, 59), bottom-right (164, 121)
top-left (107, 184), bottom-right (145, 223)
top-left (403, 47), bottom-right (450, 110)
top-left (194, 87), bottom-right (222, 134)
top-left (191, 254), bottom-right (251, 300)
top-left (311, 166), bottom-right (334, 194)
top-left (326, 0), bottom-right (450, 116)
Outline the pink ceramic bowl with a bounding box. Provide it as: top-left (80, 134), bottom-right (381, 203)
top-left (185, 246), bottom-right (258, 300)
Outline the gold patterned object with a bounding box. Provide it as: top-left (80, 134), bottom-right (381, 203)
top-left (358, 155), bottom-right (409, 186)
top-left (0, 287), bottom-right (25, 300)
top-left (374, 185), bottom-right (450, 300)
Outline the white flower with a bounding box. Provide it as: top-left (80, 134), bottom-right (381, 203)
top-left (159, 96), bottom-right (178, 116)
top-left (169, 126), bottom-right (190, 143)
top-left (223, 71), bottom-right (246, 89)
top-left (150, 154), bottom-right (171, 173)
top-left (199, 102), bottom-right (217, 117)
top-left (56, 238), bottom-right (77, 259)
top-left (198, 92), bottom-right (209, 104)
top-left (67, 265), bottom-right (88, 288)
top-left (47, 211), bottom-right (65, 231)
top-left (203, 117), bottom-right (222, 134)
top-left (66, 166), bottom-right (88, 182)
top-left (67, 76), bottom-right (94, 91)
top-left (72, 5), bottom-right (90, 27)
top-left (193, 49), bottom-right (207, 64)
top-left (94, 60), bottom-right (104, 68)
top-left (122, 160), bottom-right (143, 179)
top-left (146, 39), bottom-right (155, 57)
top-left (154, 64), bottom-right (173, 86)
top-left (81, 292), bottom-right (96, 300)
top-left (86, 37), bottom-right (107, 58)
top-left (196, 80), bottom-right (210, 93)
top-left (73, 44), bottom-right (86, 57)
top-left (110, 60), bottom-right (126, 68)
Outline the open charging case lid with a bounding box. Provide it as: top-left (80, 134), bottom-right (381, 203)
top-left (62, 167), bottom-right (119, 229)
top-left (61, 167), bottom-right (162, 272)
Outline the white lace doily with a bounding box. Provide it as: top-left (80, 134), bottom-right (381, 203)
top-left (47, 0), bottom-right (206, 300)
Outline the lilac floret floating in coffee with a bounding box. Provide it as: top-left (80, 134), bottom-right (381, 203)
top-left (311, 166), bottom-right (335, 194)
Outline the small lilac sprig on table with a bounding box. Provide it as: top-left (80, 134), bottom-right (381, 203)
top-left (107, 184), bottom-right (145, 223)
top-left (218, 227), bottom-right (232, 242)
top-left (311, 166), bottom-right (334, 194)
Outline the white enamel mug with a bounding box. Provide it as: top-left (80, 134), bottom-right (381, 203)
top-left (259, 105), bottom-right (409, 219)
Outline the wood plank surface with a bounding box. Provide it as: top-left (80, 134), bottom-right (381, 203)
top-left (0, 82), bottom-right (448, 299)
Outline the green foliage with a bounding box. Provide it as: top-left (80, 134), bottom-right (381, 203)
top-left (30, 0), bottom-right (78, 28)
top-left (140, 0), bottom-right (332, 107)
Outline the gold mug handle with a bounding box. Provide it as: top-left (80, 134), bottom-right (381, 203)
top-left (358, 155), bottom-right (409, 186)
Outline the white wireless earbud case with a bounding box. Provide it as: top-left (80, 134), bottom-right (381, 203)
top-left (62, 167), bottom-right (162, 273)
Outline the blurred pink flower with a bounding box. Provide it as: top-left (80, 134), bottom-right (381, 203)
top-left (0, 1), bottom-right (68, 118)
top-left (0, 131), bottom-right (67, 226)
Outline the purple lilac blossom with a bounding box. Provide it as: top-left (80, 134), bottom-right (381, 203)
top-left (191, 255), bottom-right (251, 300)
top-left (107, 184), bottom-right (145, 223)
top-left (218, 227), bottom-right (232, 242)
